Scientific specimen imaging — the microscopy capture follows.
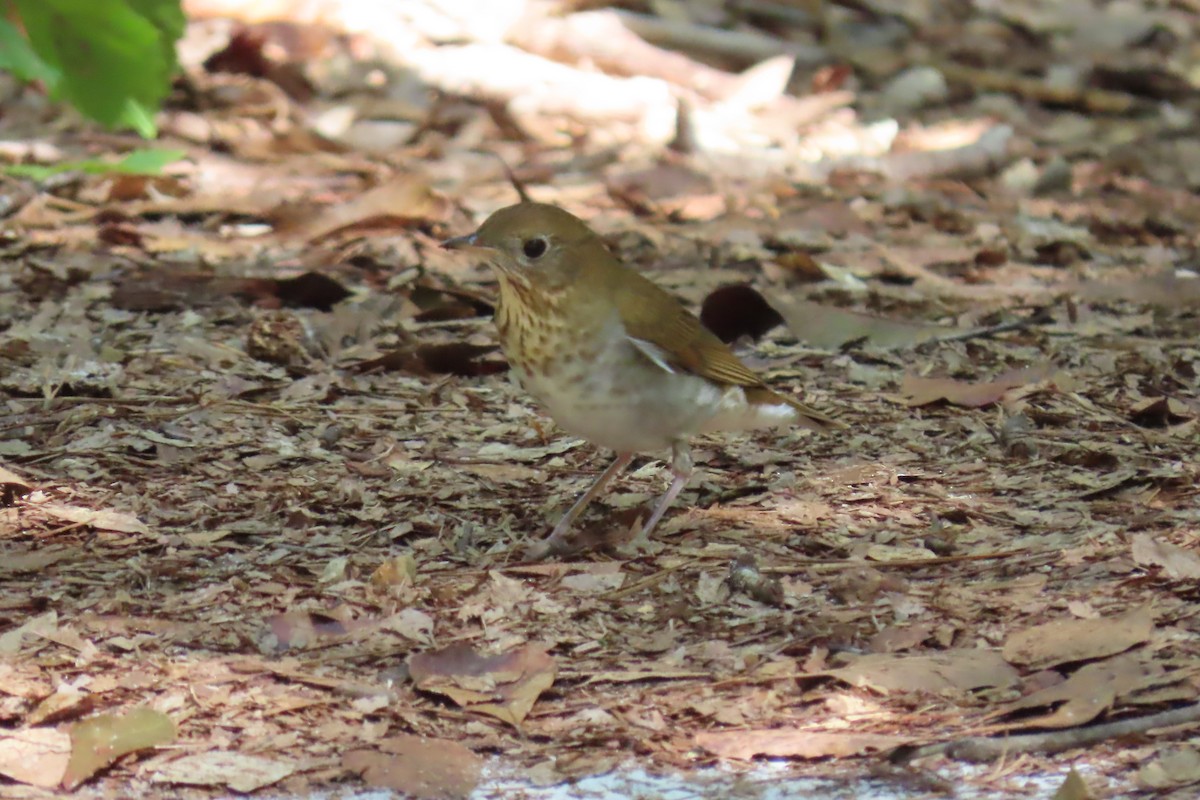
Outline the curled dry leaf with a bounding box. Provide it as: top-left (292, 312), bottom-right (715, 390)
top-left (408, 643), bottom-right (556, 727)
top-left (343, 735), bottom-right (482, 800)
top-left (992, 654), bottom-right (1194, 730)
top-left (698, 284), bottom-right (784, 344)
top-left (260, 609), bottom-right (378, 653)
top-left (1002, 605), bottom-right (1155, 670)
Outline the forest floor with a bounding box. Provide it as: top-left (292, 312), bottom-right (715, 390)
top-left (2, 1), bottom-right (1200, 798)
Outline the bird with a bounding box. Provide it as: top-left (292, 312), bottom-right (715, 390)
top-left (443, 201), bottom-right (841, 558)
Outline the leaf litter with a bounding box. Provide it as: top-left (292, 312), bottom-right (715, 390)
top-left (2, 0), bottom-right (1200, 798)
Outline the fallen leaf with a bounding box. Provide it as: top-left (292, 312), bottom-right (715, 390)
top-left (1075, 271), bottom-right (1200, 309)
top-left (1002, 606), bottom-right (1155, 669)
top-left (62, 708), bottom-right (176, 789)
top-left (1131, 534), bottom-right (1200, 580)
top-left (288, 174), bottom-right (452, 243)
top-left (344, 735), bottom-right (482, 800)
top-left (1054, 767), bottom-right (1095, 800)
top-left (0, 728), bottom-right (71, 788)
top-left (695, 729), bottom-right (907, 760)
top-left (151, 751), bottom-right (296, 793)
top-left (408, 643), bottom-right (556, 726)
top-left (993, 654), bottom-right (1186, 729)
top-left (39, 504), bottom-right (151, 535)
top-left (260, 610), bottom-right (377, 652)
top-left (768, 293), bottom-right (955, 349)
top-left (1138, 746), bottom-right (1200, 789)
top-left (0, 547), bottom-right (75, 574)
top-left (901, 365), bottom-right (1055, 408)
top-left (825, 649), bottom-right (1019, 694)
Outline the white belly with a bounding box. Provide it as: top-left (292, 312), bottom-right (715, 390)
top-left (510, 317), bottom-right (794, 454)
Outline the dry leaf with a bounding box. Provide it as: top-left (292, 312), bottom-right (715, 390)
top-left (38, 504), bottom-right (151, 535)
top-left (408, 643), bottom-right (556, 726)
top-left (1131, 534), bottom-right (1200, 580)
top-left (1138, 746), bottom-right (1200, 789)
top-left (826, 649), bottom-right (1019, 694)
top-left (901, 365), bottom-right (1054, 408)
top-left (62, 708), bottom-right (176, 789)
top-left (151, 751), bottom-right (296, 793)
top-left (1054, 767), bottom-right (1095, 800)
top-left (260, 610), bottom-right (377, 652)
top-left (768, 293), bottom-right (954, 349)
top-left (344, 735), bottom-right (482, 800)
top-left (290, 175), bottom-right (451, 242)
top-left (695, 729), bottom-right (906, 760)
top-left (1002, 606), bottom-right (1155, 669)
top-left (0, 728), bottom-right (71, 788)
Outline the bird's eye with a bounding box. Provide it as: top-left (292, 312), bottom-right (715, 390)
top-left (522, 237), bottom-right (548, 260)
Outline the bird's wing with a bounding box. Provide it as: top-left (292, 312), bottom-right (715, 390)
top-left (614, 268), bottom-right (847, 431)
top-left (614, 271), bottom-right (766, 388)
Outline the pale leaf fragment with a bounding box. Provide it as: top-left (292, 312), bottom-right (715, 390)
top-left (695, 729), bottom-right (906, 760)
top-left (1138, 746), bottom-right (1200, 790)
top-left (0, 728), bottom-right (71, 788)
top-left (767, 294), bottom-right (953, 349)
top-left (39, 503), bottom-right (151, 535)
top-left (1131, 534), bottom-right (1200, 580)
top-left (151, 751), bottom-right (296, 793)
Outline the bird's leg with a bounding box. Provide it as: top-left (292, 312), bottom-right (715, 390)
top-left (534, 452), bottom-right (633, 555)
top-left (634, 441), bottom-right (694, 545)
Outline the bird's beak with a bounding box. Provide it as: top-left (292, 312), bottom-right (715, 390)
top-left (441, 232), bottom-right (487, 251)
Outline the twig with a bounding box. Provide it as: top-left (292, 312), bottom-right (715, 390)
top-left (602, 558), bottom-right (703, 600)
top-left (760, 548), bottom-right (1049, 574)
top-left (891, 702), bottom-right (1200, 764)
top-left (924, 307), bottom-right (1056, 346)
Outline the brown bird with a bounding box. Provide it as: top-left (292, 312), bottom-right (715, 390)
top-left (443, 202), bottom-right (840, 557)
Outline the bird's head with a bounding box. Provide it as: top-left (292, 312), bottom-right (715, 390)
top-left (442, 202), bottom-right (602, 288)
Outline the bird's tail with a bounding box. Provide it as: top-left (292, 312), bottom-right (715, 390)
top-left (745, 386), bottom-right (847, 432)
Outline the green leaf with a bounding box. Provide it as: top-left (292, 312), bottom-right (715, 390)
top-left (62, 707), bottom-right (176, 790)
top-left (0, 18), bottom-right (59, 84)
top-left (13, 0), bottom-right (183, 137)
top-left (4, 148), bottom-right (185, 179)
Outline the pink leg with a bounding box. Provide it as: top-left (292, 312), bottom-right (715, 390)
top-left (636, 442), bottom-right (694, 541)
top-left (532, 452), bottom-right (633, 556)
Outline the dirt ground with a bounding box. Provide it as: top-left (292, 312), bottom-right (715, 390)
top-left (2, 1), bottom-right (1200, 797)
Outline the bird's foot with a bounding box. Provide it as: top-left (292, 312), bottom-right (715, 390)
top-left (520, 532), bottom-right (580, 562)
